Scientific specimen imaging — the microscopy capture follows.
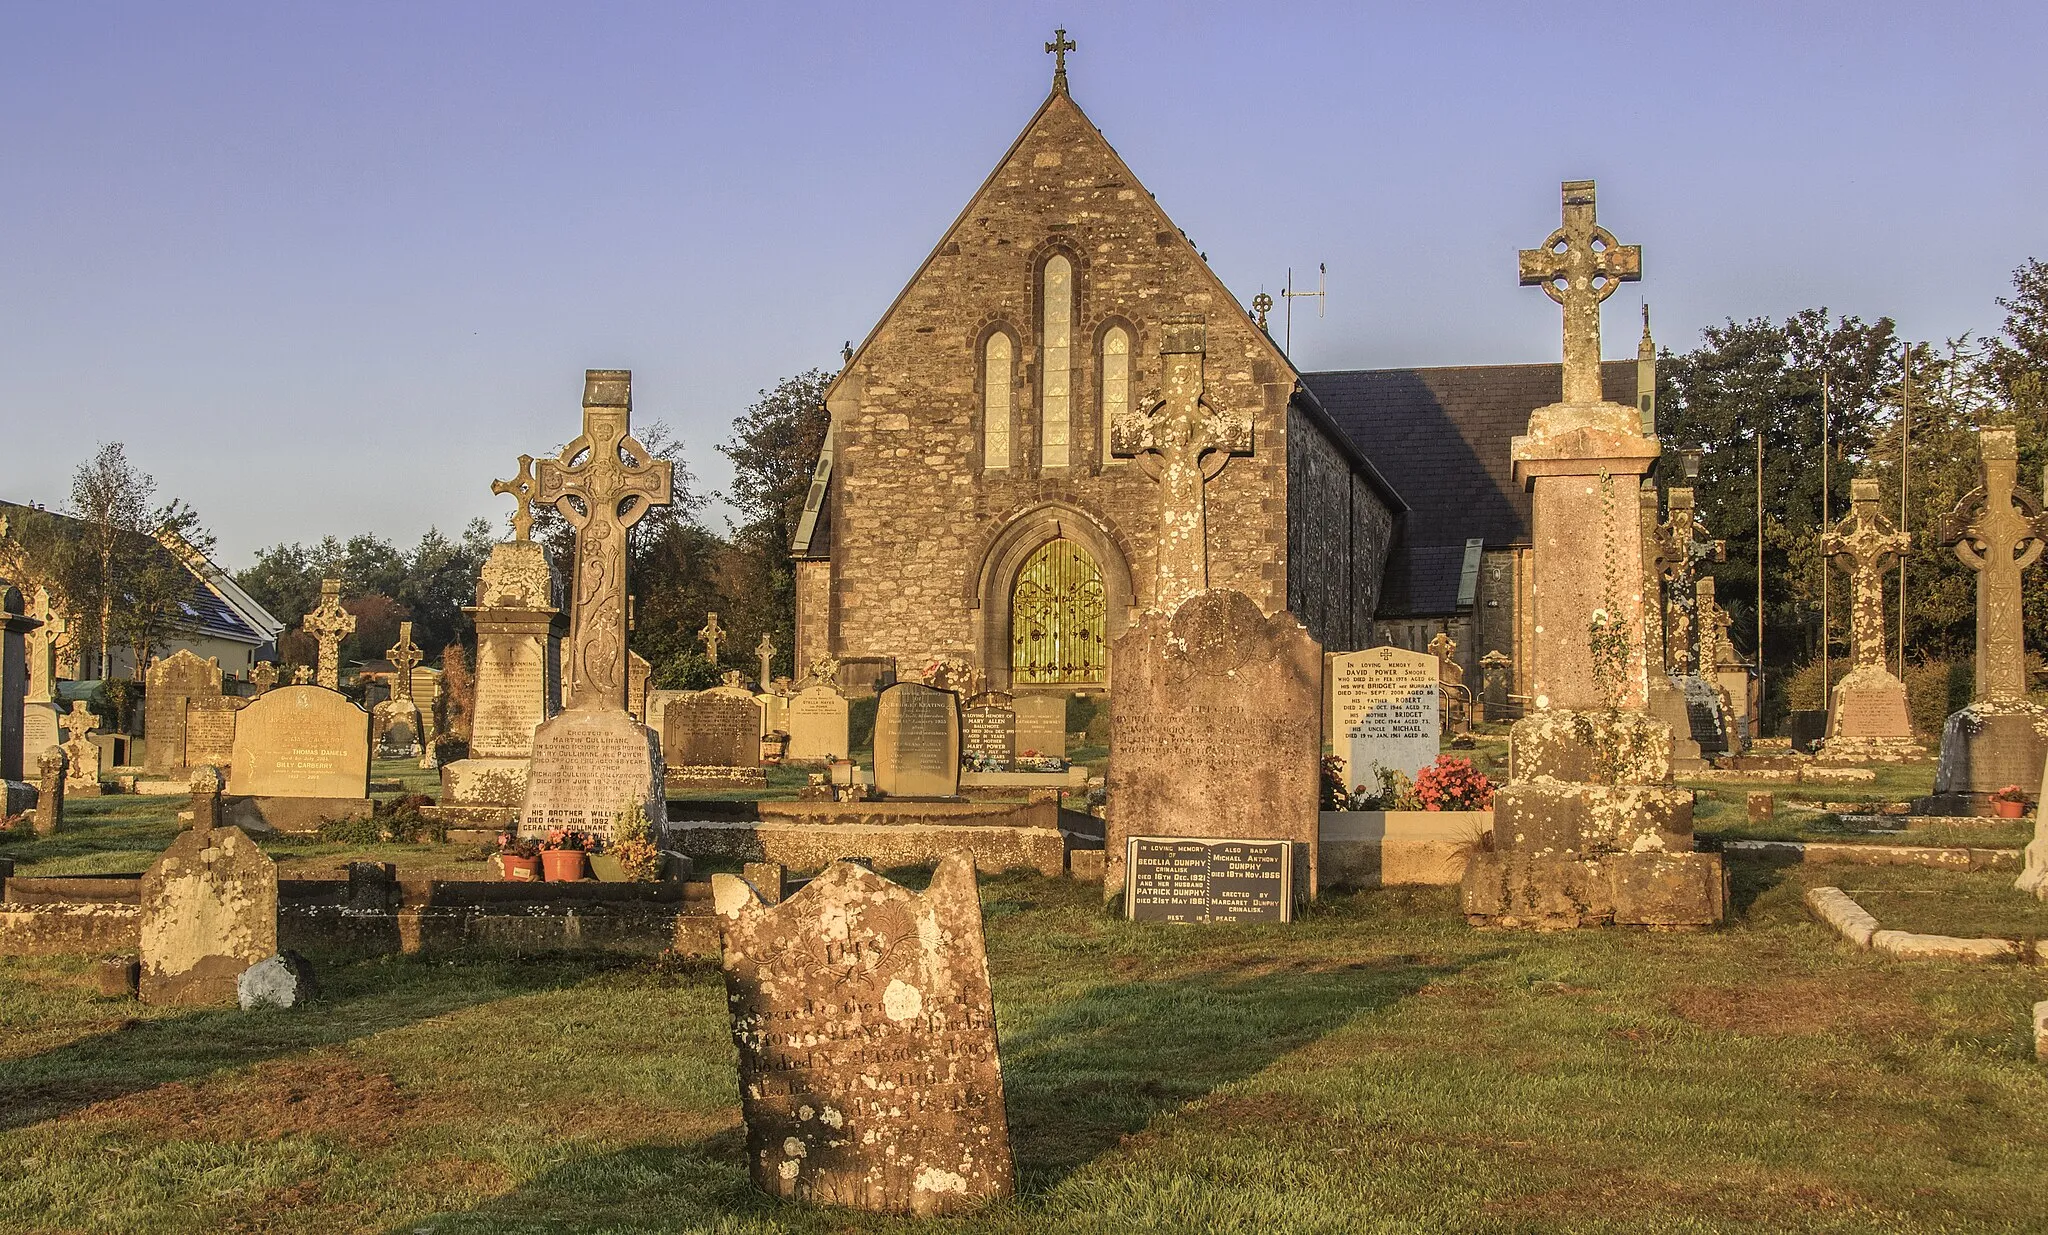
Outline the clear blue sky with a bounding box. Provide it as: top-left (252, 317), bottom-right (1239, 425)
top-left (4, 2), bottom-right (2042, 566)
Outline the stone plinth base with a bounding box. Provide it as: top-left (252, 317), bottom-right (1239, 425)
top-left (959, 767), bottom-right (1090, 791)
top-left (3, 781), bottom-right (36, 816)
top-left (1462, 851), bottom-right (1727, 929)
top-left (1814, 736), bottom-right (1926, 764)
top-left (420, 804), bottom-right (516, 832)
top-left (664, 765), bottom-right (769, 791)
top-left (1491, 782), bottom-right (1695, 856)
top-left (1507, 709), bottom-right (1673, 784)
top-left (669, 820), bottom-right (1063, 877)
top-left (1320, 810), bottom-right (1490, 889)
top-left (1920, 703), bottom-right (2048, 815)
top-left (223, 795), bottom-right (372, 836)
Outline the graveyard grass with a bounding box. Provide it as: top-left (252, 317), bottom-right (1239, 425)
top-left (5, 775), bottom-right (2048, 1232)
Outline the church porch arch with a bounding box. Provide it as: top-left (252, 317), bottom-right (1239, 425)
top-left (966, 502), bottom-right (1137, 694)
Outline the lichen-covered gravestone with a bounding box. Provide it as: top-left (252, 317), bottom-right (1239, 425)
top-left (873, 682), bottom-right (961, 798)
top-left (139, 825), bottom-right (277, 1006)
top-left (713, 854), bottom-right (1014, 1215)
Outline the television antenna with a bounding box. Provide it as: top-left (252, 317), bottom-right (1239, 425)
top-left (1281, 263), bottom-right (1326, 355)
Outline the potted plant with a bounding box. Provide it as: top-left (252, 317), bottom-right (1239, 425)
top-left (496, 832), bottom-right (541, 881)
top-left (1990, 784), bottom-right (2030, 818)
top-left (538, 829), bottom-right (589, 881)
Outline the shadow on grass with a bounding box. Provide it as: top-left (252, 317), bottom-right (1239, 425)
top-left (373, 957), bottom-right (1464, 1231)
top-left (0, 954), bottom-right (605, 1133)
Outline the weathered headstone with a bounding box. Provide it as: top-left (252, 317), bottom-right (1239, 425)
top-left (302, 578), bottom-right (356, 691)
top-left (874, 682), bottom-right (962, 798)
top-left (20, 585), bottom-right (64, 759)
top-left (2017, 751), bottom-right (2048, 901)
top-left (756, 681), bottom-right (790, 739)
top-left (517, 370), bottom-right (671, 840)
top-left (439, 528), bottom-right (564, 816)
top-left (139, 824), bottom-right (277, 1006)
top-left (1, 587), bottom-right (37, 814)
top-left (664, 677), bottom-right (767, 788)
top-left (224, 686), bottom-right (372, 832)
top-left (373, 621), bottom-right (425, 758)
top-left (144, 648), bottom-right (224, 778)
top-left (712, 854), bottom-right (1014, 1215)
top-left (1510, 181), bottom-right (1658, 712)
top-left (183, 695), bottom-right (240, 771)
top-left (60, 701), bottom-right (101, 795)
top-left (1817, 478), bottom-right (1921, 760)
top-left (1925, 427), bottom-right (2048, 811)
top-left (1011, 692), bottom-right (1067, 761)
top-left (1105, 589), bottom-right (1322, 899)
top-left (787, 682), bottom-right (851, 763)
top-left (33, 746), bottom-right (64, 835)
top-left (962, 694), bottom-right (1018, 770)
top-left (1328, 646), bottom-right (1439, 792)
top-left (627, 650), bottom-right (652, 724)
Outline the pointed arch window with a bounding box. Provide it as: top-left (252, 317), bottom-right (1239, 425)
top-left (1040, 255), bottom-right (1072, 469)
top-left (1100, 325), bottom-right (1130, 465)
top-left (983, 332), bottom-right (1012, 470)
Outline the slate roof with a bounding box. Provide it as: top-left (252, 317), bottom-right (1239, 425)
top-left (0, 500), bottom-right (276, 644)
top-left (1301, 360), bottom-right (1640, 616)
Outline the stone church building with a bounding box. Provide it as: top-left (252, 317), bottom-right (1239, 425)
top-left (792, 62), bottom-right (1658, 707)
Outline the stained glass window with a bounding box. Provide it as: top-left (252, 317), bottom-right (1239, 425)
top-left (984, 332), bottom-right (1011, 469)
top-left (1041, 255), bottom-right (1071, 469)
top-left (1012, 538), bottom-right (1107, 684)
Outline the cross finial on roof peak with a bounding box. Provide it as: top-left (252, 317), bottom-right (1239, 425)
top-left (1045, 27), bottom-right (1076, 93)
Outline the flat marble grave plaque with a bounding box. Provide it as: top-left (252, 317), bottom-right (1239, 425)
top-left (1125, 837), bottom-right (1294, 924)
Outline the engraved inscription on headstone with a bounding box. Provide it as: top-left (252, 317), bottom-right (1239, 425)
top-left (962, 700), bottom-right (1017, 770)
top-left (1125, 837), bottom-right (1293, 924)
top-left (1011, 692), bottom-right (1068, 760)
top-left (786, 685), bottom-right (850, 762)
top-left (664, 690), bottom-right (761, 768)
top-left (712, 854), bottom-right (1015, 1216)
top-left (518, 706), bottom-right (662, 840)
top-left (184, 696), bottom-right (240, 770)
top-left (227, 686), bottom-right (371, 799)
top-left (1328, 646), bottom-right (1440, 789)
top-left (874, 682), bottom-right (961, 798)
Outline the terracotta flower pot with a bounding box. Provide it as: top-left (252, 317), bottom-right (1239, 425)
top-left (540, 849), bottom-right (587, 881)
top-left (501, 854), bottom-right (540, 882)
top-left (1993, 799), bottom-right (2027, 819)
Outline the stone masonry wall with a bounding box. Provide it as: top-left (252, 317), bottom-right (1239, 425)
top-left (1286, 402), bottom-right (1394, 652)
top-left (821, 92), bottom-right (1379, 679)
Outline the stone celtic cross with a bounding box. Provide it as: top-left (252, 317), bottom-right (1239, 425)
top-left (302, 578), bottom-right (356, 690)
top-left (697, 611), bottom-right (727, 664)
top-left (293, 665), bottom-right (314, 685)
top-left (387, 621), bottom-right (423, 703)
top-left (250, 661), bottom-right (277, 694)
top-left (25, 585), bottom-right (66, 702)
top-left (755, 632), bottom-right (775, 687)
top-left (1941, 426), bottom-right (2048, 702)
top-left (1110, 317), bottom-right (1252, 613)
top-left (536, 370), bottom-right (673, 710)
top-left (1519, 181), bottom-right (1642, 406)
top-left (492, 454), bottom-right (541, 542)
top-left (60, 699), bottom-right (97, 745)
top-left (1822, 479), bottom-right (1911, 672)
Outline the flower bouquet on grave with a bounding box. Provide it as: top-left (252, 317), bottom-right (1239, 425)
top-left (537, 829), bottom-right (590, 881)
top-left (966, 751), bottom-right (1008, 774)
top-left (1014, 748), bottom-right (1068, 774)
top-left (495, 831), bottom-right (541, 882)
top-left (1412, 755), bottom-right (1495, 812)
top-left (1990, 784), bottom-right (2031, 818)
top-left (590, 796), bottom-right (662, 882)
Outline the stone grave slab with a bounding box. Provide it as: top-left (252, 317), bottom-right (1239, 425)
top-left (144, 649), bottom-right (223, 776)
top-left (963, 697), bottom-right (1017, 772)
top-left (664, 688), bottom-right (767, 789)
top-left (1125, 837), bottom-right (1294, 923)
top-left (874, 682), bottom-right (961, 798)
top-left (518, 704), bottom-right (663, 841)
top-left (224, 686), bottom-right (372, 833)
top-left (712, 854), bottom-right (1014, 1215)
top-left (1011, 693), bottom-right (1067, 761)
top-left (1105, 589), bottom-right (1322, 899)
top-left (185, 695), bottom-right (241, 771)
top-left (139, 825), bottom-right (277, 1006)
top-left (786, 685), bottom-right (850, 762)
top-left (1328, 646), bottom-right (1440, 792)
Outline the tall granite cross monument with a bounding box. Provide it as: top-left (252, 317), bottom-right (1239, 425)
top-left (517, 370), bottom-right (673, 840)
top-left (1510, 181), bottom-right (1660, 713)
top-left (1109, 316), bottom-right (1251, 613)
top-left (303, 579), bottom-right (356, 691)
top-left (1817, 478), bottom-right (1920, 758)
top-left (1927, 427), bottom-right (2048, 812)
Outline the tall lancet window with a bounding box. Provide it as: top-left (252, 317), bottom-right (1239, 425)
top-left (983, 332), bottom-right (1012, 470)
top-left (1100, 325), bottom-right (1130, 465)
top-left (1040, 255), bottom-right (1073, 468)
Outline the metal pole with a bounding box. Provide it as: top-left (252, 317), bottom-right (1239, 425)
top-left (1898, 344), bottom-right (1910, 674)
top-left (1757, 425), bottom-right (1766, 731)
top-left (1820, 371), bottom-right (1830, 697)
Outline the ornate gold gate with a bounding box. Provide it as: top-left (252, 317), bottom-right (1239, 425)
top-left (1011, 539), bottom-right (1107, 684)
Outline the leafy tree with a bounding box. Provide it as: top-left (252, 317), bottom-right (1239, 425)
top-left (717, 369), bottom-right (832, 670)
top-left (238, 520), bottom-right (494, 662)
top-left (67, 444), bottom-right (162, 678)
top-left (118, 501), bottom-right (218, 676)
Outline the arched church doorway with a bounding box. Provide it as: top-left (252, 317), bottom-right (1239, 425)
top-left (1011, 538), bottom-right (1107, 685)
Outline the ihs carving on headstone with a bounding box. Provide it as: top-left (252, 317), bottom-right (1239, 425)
top-left (1925, 427), bottom-right (2048, 812)
top-left (302, 579), bottom-right (356, 691)
top-left (517, 370), bottom-right (671, 841)
top-left (712, 854), bottom-right (1015, 1215)
top-left (1815, 478), bottom-right (1920, 758)
top-left (1110, 316), bottom-right (1251, 613)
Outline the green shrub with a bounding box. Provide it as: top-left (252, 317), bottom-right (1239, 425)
top-left (1065, 692), bottom-right (1100, 736)
top-left (1904, 660), bottom-right (1971, 736)
top-left (1783, 660), bottom-right (1849, 712)
top-left (316, 814), bottom-right (383, 845)
top-left (379, 794), bottom-right (446, 844)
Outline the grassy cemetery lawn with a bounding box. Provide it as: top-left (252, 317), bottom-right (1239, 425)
top-left (5, 801), bottom-right (2048, 1233)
